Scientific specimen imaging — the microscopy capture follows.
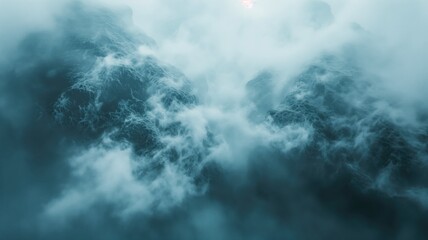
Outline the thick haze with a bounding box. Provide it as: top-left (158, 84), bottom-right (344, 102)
top-left (1, 0), bottom-right (428, 239)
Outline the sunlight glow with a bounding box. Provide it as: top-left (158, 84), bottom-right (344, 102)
top-left (241, 0), bottom-right (254, 8)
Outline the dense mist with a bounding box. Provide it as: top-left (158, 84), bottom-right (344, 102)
top-left (1, 0), bottom-right (428, 239)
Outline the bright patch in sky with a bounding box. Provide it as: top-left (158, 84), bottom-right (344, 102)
top-left (241, 0), bottom-right (254, 8)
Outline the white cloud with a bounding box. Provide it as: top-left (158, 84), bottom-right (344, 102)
top-left (45, 138), bottom-right (197, 221)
